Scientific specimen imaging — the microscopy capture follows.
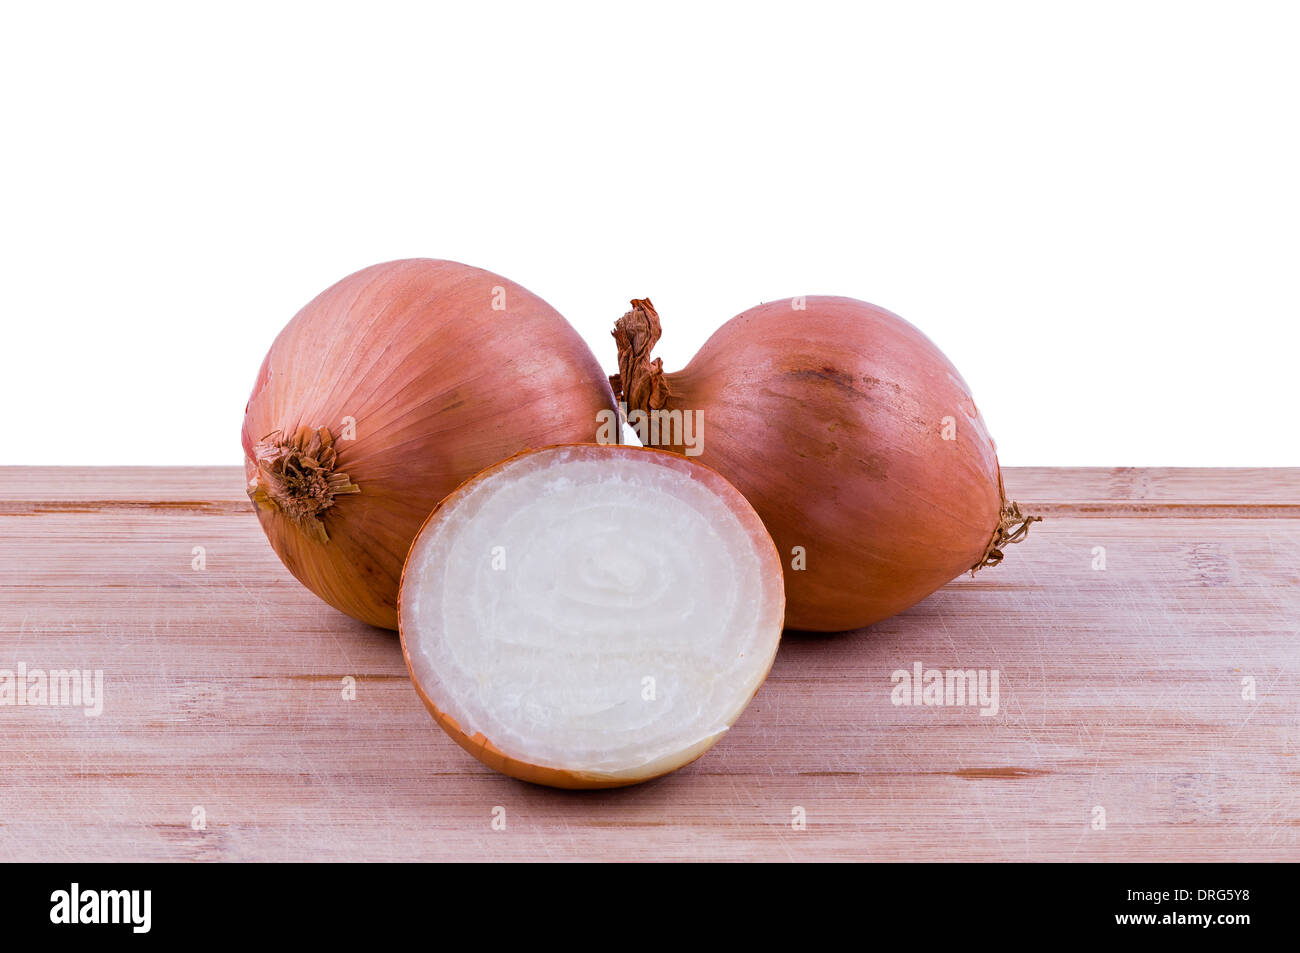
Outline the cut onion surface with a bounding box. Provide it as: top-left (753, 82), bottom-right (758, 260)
top-left (399, 444), bottom-right (786, 788)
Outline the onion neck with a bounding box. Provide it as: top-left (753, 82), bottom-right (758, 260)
top-left (247, 425), bottom-right (360, 543)
top-left (609, 298), bottom-right (680, 449)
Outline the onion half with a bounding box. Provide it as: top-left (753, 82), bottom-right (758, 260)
top-left (399, 445), bottom-right (785, 788)
top-left (610, 297), bottom-right (1039, 632)
top-left (242, 259), bottom-right (615, 629)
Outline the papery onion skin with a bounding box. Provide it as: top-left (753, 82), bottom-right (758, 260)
top-left (242, 259), bottom-right (615, 630)
top-left (610, 296), bottom-right (1038, 632)
top-left (398, 444), bottom-right (785, 789)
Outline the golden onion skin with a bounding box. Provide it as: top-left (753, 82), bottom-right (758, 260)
top-left (243, 259), bottom-right (615, 629)
top-left (612, 296), bottom-right (1025, 632)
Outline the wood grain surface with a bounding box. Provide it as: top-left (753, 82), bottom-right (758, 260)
top-left (0, 467), bottom-right (1296, 862)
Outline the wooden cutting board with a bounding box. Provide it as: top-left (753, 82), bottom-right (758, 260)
top-left (0, 467), bottom-right (1296, 861)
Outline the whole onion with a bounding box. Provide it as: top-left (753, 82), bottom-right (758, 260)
top-left (609, 296), bottom-right (1038, 632)
top-left (242, 259), bottom-right (615, 629)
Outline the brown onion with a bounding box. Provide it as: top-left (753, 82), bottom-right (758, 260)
top-left (609, 297), bottom-right (1038, 632)
top-left (399, 444), bottom-right (785, 788)
top-left (242, 259), bottom-right (614, 629)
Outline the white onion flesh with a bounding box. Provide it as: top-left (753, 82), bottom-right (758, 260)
top-left (400, 445), bottom-right (785, 786)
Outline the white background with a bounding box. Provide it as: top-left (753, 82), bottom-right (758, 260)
top-left (2, 1), bottom-right (1297, 466)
